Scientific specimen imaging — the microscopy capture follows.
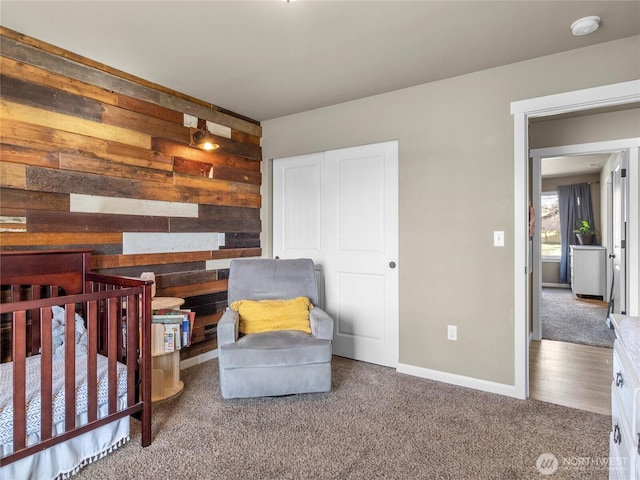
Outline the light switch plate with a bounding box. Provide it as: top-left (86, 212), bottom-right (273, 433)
top-left (494, 231), bottom-right (504, 247)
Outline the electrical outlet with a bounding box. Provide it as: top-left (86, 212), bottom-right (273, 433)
top-left (447, 325), bottom-right (457, 341)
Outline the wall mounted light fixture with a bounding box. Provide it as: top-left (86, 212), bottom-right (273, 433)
top-left (192, 125), bottom-right (219, 151)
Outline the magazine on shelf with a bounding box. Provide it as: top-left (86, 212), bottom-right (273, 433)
top-left (152, 308), bottom-right (195, 348)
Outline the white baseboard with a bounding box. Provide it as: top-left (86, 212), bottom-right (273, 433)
top-left (541, 283), bottom-right (571, 288)
top-left (180, 349), bottom-right (218, 370)
top-left (396, 362), bottom-right (520, 398)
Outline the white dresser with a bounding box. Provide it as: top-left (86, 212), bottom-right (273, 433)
top-left (610, 314), bottom-right (640, 479)
top-left (570, 245), bottom-right (606, 299)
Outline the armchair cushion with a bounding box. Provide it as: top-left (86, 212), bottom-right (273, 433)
top-left (231, 296), bottom-right (312, 334)
top-left (220, 330), bottom-right (331, 369)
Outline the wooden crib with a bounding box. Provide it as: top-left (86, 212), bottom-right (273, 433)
top-left (0, 249), bottom-right (152, 479)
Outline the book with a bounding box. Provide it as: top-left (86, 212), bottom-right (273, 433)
top-left (163, 323), bottom-right (181, 352)
top-left (153, 309), bottom-right (195, 348)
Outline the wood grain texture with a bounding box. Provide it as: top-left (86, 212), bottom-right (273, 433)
top-left (0, 162), bottom-right (26, 188)
top-left (59, 153), bottom-right (174, 184)
top-left (0, 188), bottom-right (69, 211)
top-left (26, 210), bottom-right (170, 233)
top-left (0, 31), bottom-right (262, 137)
top-left (0, 144), bottom-right (59, 169)
top-left (0, 55), bottom-right (119, 105)
top-left (91, 251), bottom-right (219, 269)
top-left (1, 119), bottom-right (174, 171)
top-left (170, 216), bottom-right (261, 233)
top-left (26, 166), bottom-right (144, 198)
top-left (0, 232), bottom-right (122, 246)
top-left (101, 104), bottom-right (190, 143)
top-left (0, 74), bottom-right (104, 121)
top-left (155, 279), bottom-right (228, 299)
top-left (1, 99), bottom-right (151, 149)
top-left (1, 28), bottom-right (263, 354)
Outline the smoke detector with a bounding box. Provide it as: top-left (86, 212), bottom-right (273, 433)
top-left (571, 16), bottom-right (601, 36)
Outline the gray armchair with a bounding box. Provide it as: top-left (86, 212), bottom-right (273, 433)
top-left (217, 258), bottom-right (333, 399)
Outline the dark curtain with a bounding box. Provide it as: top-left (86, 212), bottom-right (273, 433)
top-left (558, 183), bottom-right (594, 283)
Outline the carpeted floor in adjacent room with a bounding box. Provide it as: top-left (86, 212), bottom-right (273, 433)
top-left (74, 356), bottom-right (610, 480)
top-left (541, 287), bottom-right (614, 348)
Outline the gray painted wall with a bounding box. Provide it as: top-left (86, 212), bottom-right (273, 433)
top-left (261, 36), bottom-right (640, 387)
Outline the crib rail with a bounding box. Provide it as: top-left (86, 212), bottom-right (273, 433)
top-left (0, 252), bottom-right (152, 466)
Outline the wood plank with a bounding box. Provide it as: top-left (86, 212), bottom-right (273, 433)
top-left (180, 337), bottom-right (217, 360)
top-left (199, 205), bottom-right (260, 221)
top-left (1, 99), bottom-right (151, 149)
top-left (59, 153), bottom-right (174, 184)
top-left (155, 269), bottom-right (221, 289)
top-left (0, 188), bottom-right (69, 211)
top-left (529, 339), bottom-right (612, 415)
top-left (26, 166), bottom-right (143, 198)
top-left (0, 55), bottom-right (118, 105)
top-left (0, 162), bottom-right (26, 188)
top-left (0, 232), bottom-right (121, 246)
top-left (222, 233), bottom-right (260, 248)
top-left (173, 173), bottom-right (259, 195)
top-left (92, 261), bottom-right (206, 277)
top-left (170, 216), bottom-right (261, 233)
top-left (26, 210), bottom-right (170, 233)
top-left (170, 186), bottom-right (261, 208)
top-left (0, 144), bottom-right (59, 169)
top-left (155, 279), bottom-right (228, 299)
top-left (0, 214), bottom-right (26, 232)
top-left (210, 165), bottom-right (261, 185)
top-left (231, 130), bottom-right (261, 146)
top-left (115, 94), bottom-right (184, 125)
top-left (91, 251), bottom-right (218, 269)
top-left (173, 157), bottom-right (261, 186)
top-left (101, 104), bottom-right (190, 143)
top-left (122, 232), bottom-right (219, 255)
top-left (0, 33), bottom-right (262, 137)
top-left (70, 194), bottom-right (198, 218)
top-left (24, 163), bottom-right (259, 208)
top-left (0, 119), bottom-right (173, 171)
top-left (0, 74), bottom-right (103, 122)
top-left (209, 247), bottom-right (262, 259)
top-left (153, 139), bottom-right (260, 172)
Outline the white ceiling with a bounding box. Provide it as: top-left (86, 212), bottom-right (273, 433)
top-left (541, 154), bottom-right (612, 178)
top-left (1, 1), bottom-right (639, 122)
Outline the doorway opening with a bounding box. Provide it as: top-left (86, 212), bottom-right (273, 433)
top-left (511, 80), bottom-right (640, 400)
top-left (528, 146), bottom-right (630, 414)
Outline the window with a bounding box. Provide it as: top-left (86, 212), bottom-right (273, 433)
top-left (541, 191), bottom-right (561, 258)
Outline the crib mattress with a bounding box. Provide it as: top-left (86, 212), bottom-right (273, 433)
top-left (0, 354), bottom-right (127, 446)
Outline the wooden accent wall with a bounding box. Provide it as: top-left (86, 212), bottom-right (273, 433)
top-left (0, 28), bottom-right (262, 357)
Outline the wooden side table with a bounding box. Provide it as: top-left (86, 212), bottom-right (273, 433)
top-left (151, 297), bottom-right (186, 403)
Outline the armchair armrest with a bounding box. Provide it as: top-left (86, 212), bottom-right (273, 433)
top-left (217, 308), bottom-right (239, 347)
top-left (310, 307), bottom-right (333, 341)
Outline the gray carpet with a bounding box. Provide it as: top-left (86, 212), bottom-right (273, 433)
top-left (74, 357), bottom-right (610, 480)
top-left (542, 287), bottom-right (614, 348)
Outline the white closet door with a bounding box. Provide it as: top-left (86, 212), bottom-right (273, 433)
top-left (273, 141), bottom-right (398, 367)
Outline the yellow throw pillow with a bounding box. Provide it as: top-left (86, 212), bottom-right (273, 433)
top-left (231, 296), bottom-right (312, 335)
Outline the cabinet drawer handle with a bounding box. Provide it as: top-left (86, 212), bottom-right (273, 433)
top-left (613, 424), bottom-right (622, 444)
top-left (638, 433), bottom-right (640, 456)
top-left (616, 372), bottom-right (624, 387)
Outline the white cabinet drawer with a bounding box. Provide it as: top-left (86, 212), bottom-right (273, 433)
top-left (614, 341), bottom-right (640, 414)
top-left (611, 387), bottom-right (634, 479)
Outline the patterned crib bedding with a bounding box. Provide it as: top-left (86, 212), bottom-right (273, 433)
top-left (0, 354), bottom-right (127, 446)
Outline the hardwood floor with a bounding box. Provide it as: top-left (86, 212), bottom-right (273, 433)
top-left (529, 339), bottom-right (612, 415)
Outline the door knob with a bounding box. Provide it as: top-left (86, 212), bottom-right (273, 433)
top-left (389, 261), bottom-right (396, 269)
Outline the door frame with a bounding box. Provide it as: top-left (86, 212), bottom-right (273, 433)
top-left (530, 142), bottom-right (636, 343)
top-left (511, 79), bottom-right (640, 399)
